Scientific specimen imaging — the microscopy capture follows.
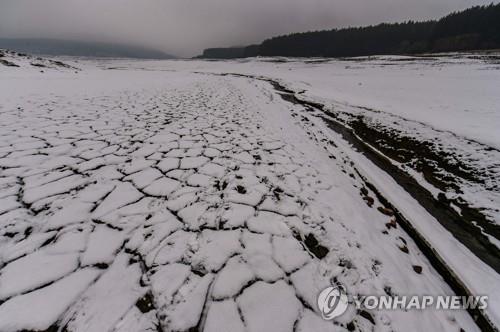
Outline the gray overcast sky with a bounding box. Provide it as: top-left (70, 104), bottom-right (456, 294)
top-left (0, 0), bottom-right (496, 57)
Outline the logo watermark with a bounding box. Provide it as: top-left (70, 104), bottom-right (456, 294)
top-left (317, 283), bottom-right (349, 320)
top-left (317, 281), bottom-right (488, 321)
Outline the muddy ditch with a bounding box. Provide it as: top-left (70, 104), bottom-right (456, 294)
top-left (264, 77), bottom-right (500, 271)
top-left (258, 75), bottom-right (499, 332)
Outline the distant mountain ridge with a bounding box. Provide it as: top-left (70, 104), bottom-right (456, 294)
top-left (0, 38), bottom-right (175, 59)
top-left (199, 3), bottom-right (500, 59)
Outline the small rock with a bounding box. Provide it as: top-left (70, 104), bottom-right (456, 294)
top-left (236, 185), bottom-right (247, 194)
top-left (412, 265), bottom-right (423, 274)
top-left (377, 206), bottom-right (394, 216)
top-left (135, 292), bottom-right (154, 313)
top-left (398, 245), bottom-right (409, 254)
top-left (359, 310), bottom-right (375, 325)
top-left (385, 219), bottom-right (397, 229)
top-left (363, 196), bottom-right (374, 207)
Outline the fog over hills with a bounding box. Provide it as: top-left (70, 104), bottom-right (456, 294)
top-left (0, 0), bottom-right (495, 57)
top-left (0, 38), bottom-right (175, 59)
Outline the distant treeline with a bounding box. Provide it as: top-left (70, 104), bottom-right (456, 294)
top-left (199, 3), bottom-right (500, 58)
top-left (200, 45), bottom-right (259, 59)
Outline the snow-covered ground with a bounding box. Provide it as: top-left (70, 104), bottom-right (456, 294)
top-left (84, 54), bottom-right (500, 224)
top-left (0, 51), bottom-right (498, 331)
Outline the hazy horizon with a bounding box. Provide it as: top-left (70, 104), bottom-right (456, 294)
top-left (0, 0), bottom-right (497, 57)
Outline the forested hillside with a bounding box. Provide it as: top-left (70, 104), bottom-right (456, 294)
top-left (200, 3), bottom-right (500, 58)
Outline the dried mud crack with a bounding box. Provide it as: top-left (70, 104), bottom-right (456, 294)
top-left (0, 68), bottom-right (489, 332)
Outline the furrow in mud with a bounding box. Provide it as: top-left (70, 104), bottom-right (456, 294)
top-left (254, 74), bottom-right (499, 332)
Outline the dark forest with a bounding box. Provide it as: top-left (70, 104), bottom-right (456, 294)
top-left (201, 3), bottom-right (500, 58)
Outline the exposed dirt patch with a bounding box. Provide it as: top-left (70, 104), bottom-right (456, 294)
top-left (0, 59), bottom-right (19, 67)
